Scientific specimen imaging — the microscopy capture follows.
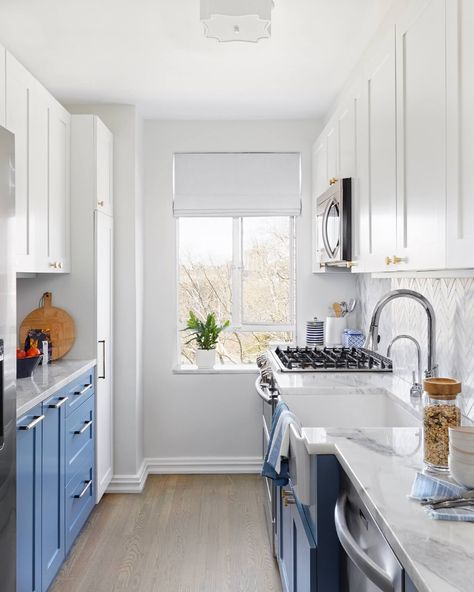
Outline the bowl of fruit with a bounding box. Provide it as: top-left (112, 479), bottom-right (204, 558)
top-left (17, 347), bottom-right (43, 379)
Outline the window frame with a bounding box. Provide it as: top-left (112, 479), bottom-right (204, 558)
top-left (176, 216), bottom-right (297, 364)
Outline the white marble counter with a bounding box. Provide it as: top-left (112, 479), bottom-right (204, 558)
top-left (16, 359), bottom-right (96, 418)
top-left (276, 370), bottom-right (474, 592)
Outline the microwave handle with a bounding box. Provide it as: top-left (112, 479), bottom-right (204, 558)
top-left (334, 493), bottom-right (395, 592)
top-left (321, 198), bottom-right (338, 259)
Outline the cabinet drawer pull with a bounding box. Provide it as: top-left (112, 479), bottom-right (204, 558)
top-left (281, 490), bottom-right (296, 506)
top-left (74, 420), bottom-right (93, 435)
top-left (49, 262), bottom-right (58, 269)
top-left (74, 384), bottom-right (93, 396)
top-left (48, 396), bottom-right (69, 409)
top-left (74, 480), bottom-right (93, 499)
top-left (18, 415), bottom-right (45, 430)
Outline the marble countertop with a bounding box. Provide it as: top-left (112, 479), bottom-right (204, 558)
top-left (17, 359), bottom-right (96, 418)
top-left (275, 370), bottom-right (474, 592)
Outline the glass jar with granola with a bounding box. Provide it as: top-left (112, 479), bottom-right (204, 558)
top-left (423, 378), bottom-right (462, 472)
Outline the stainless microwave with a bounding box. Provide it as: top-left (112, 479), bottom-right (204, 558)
top-left (315, 178), bottom-right (352, 268)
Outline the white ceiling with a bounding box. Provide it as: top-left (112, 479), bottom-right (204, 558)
top-left (0, 0), bottom-right (393, 120)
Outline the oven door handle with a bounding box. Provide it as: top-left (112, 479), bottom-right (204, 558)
top-left (334, 492), bottom-right (396, 592)
top-left (255, 377), bottom-right (272, 404)
top-left (321, 197), bottom-right (339, 260)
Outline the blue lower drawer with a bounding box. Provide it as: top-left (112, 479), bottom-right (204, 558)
top-left (65, 395), bottom-right (94, 487)
top-left (65, 465), bottom-right (95, 554)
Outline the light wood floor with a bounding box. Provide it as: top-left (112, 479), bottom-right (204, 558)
top-left (50, 474), bottom-right (282, 592)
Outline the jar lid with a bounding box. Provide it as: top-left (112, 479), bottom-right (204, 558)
top-left (423, 377), bottom-right (462, 399)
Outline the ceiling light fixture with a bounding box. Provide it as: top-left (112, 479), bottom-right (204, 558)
top-left (200, 0), bottom-right (275, 43)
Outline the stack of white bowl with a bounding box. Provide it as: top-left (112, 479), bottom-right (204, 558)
top-left (448, 427), bottom-right (474, 488)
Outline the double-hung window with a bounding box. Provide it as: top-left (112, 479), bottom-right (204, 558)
top-left (174, 152), bottom-right (301, 365)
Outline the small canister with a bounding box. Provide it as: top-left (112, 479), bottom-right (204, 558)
top-left (423, 378), bottom-right (462, 472)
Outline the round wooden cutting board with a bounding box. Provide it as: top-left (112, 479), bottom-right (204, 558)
top-left (19, 292), bottom-right (76, 360)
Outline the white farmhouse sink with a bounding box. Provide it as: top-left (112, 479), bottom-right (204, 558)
top-left (282, 392), bottom-right (419, 506)
top-left (283, 392), bottom-right (419, 428)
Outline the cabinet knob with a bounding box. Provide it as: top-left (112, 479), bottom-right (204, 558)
top-left (57, 261), bottom-right (63, 269)
top-left (392, 255), bottom-right (406, 264)
top-left (49, 262), bottom-right (58, 269)
top-left (385, 256), bottom-right (393, 266)
top-left (329, 177), bottom-right (338, 186)
top-left (98, 201), bottom-right (104, 207)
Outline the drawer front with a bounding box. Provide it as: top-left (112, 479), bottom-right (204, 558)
top-left (65, 465), bottom-right (95, 554)
top-left (66, 369), bottom-right (95, 416)
top-left (65, 395), bottom-right (94, 486)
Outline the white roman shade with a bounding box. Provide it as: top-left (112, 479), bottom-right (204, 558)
top-left (173, 152), bottom-right (301, 216)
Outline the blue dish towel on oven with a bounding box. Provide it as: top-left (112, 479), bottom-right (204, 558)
top-left (261, 401), bottom-right (300, 486)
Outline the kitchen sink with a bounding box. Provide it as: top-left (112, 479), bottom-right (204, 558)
top-left (282, 392), bottom-right (420, 428)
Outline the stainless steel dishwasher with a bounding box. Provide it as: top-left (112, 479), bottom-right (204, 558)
top-left (335, 473), bottom-right (404, 592)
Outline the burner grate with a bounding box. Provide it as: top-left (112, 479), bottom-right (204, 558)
top-left (272, 346), bottom-right (393, 373)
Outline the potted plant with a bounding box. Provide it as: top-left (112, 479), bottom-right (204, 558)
top-left (184, 311), bottom-right (230, 368)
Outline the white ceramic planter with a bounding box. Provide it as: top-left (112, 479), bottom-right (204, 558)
top-left (196, 348), bottom-right (216, 369)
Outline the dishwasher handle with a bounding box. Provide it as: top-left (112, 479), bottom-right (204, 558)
top-left (334, 492), bottom-right (396, 592)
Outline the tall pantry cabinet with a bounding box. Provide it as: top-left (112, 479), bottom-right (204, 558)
top-left (68, 115), bottom-right (114, 502)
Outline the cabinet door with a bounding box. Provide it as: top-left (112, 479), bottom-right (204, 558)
top-left (17, 406), bottom-right (43, 592)
top-left (28, 81), bottom-right (49, 273)
top-left (0, 45), bottom-right (5, 126)
top-left (395, 0), bottom-right (446, 271)
top-left (291, 502), bottom-right (317, 592)
top-left (41, 393), bottom-right (66, 590)
top-left (48, 100), bottom-right (71, 273)
top-left (446, 0), bottom-right (474, 268)
top-left (326, 122), bottom-right (338, 183)
top-left (95, 118), bottom-right (113, 215)
top-left (277, 487), bottom-right (294, 592)
top-left (5, 53), bottom-right (30, 270)
top-left (311, 138), bottom-right (328, 272)
top-left (95, 211), bottom-right (113, 502)
top-left (358, 29), bottom-right (397, 272)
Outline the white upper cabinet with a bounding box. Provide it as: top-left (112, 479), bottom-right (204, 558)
top-left (6, 53), bottom-right (33, 271)
top-left (325, 122), bottom-right (338, 184)
top-left (95, 118), bottom-right (113, 215)
top-left (358, 29), bottom-right (397, 273)
top-left (395, 0), bottom-right (447, 271)
top-left (48, 100), bottom-right (71, 272)
top-left (312, 137), bottom-right (328, 200)
top-left (0, 45), bottom-right (5, 127)
top-left (5, 52), bottom-right (70, 274)
top-left (446, 0), bottom-right (474, 268)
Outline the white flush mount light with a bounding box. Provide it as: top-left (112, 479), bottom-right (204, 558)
top-left (200, 0), bottom-right (275, 43)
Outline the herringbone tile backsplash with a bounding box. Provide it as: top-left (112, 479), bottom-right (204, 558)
top-left (356, 276), bottom-right (474, 419)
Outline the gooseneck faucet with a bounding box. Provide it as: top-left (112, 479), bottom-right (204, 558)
top-left (365, 289), bottom-right (438, 378)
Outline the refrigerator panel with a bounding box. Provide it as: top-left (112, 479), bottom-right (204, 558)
top-left (0, 125), bottom-right (17, 592)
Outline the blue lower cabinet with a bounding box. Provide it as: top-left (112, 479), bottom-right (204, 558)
top-left (17, 405), bottom-right (44, 592)
top-left (41, 392), bottom-right (67, 591)
top-left (277, 486), bottom-right (316, 592)
top-left (17, 368), bottom-right (96, 592)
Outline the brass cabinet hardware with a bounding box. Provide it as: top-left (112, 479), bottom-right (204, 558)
top-left (281, 489), bottom-right (296, 506)
top-left (392, 255), bottom-right (406, 264)
top-left (98, 200), bottom-right (104, 207)
top-left (385, 256), bottom-right (393, 266)
top-left (346, 261), bottom-right (357, 269)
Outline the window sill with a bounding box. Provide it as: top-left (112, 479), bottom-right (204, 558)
top-left (173, 364), bottom-right (258, 375)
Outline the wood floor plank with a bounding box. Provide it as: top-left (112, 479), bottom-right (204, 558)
top-left (50, 474), bottom-right (282, 592)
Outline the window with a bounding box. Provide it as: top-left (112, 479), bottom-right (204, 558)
top-left (178, 217), bottom-right (295, 365)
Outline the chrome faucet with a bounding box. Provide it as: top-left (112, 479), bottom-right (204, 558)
top-left (365, 289), bottom-right (438, 378)
top-left (387, 334), bottom-right (423, 397)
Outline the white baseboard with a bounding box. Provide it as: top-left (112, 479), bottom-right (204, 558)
top-left (106, 456), bottom-right (262, 494)
top-left (106, 459), bottom-right (147, 493)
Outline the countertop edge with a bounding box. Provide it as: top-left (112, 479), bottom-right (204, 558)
top-left (16, 359), bottom-right (96, 418)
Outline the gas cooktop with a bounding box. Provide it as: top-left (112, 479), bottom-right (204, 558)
top-left (270, 346), bottom-right (393, 373)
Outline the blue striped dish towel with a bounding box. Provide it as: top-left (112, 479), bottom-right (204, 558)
top-left (410, 472), bottom-right (474, 521)
top-left (262, 401), bottom-right (301, 486)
